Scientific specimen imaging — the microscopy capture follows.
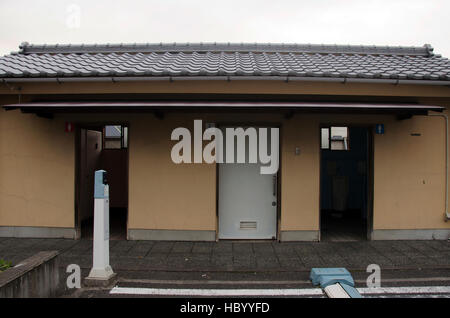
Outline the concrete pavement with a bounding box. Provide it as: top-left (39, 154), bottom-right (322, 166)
top-left (0, 238), bottom-right (449, 297)
top-left (1, 238), bottom-right (450, 272)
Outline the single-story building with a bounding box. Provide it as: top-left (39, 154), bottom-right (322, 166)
top-left (0, 42), bottom-right (449, 241)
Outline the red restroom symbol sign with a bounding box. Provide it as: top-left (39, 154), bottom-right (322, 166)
top-left (65, 122), bottom-right (74, 133)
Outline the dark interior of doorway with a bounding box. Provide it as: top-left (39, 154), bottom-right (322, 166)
top-left (320, 126), bottom-right (371, 241)
top-left (78, 125), bottom-right (129, 240)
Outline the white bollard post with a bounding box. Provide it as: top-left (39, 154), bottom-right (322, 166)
top-left (84, 170), bottom-right (116, 286)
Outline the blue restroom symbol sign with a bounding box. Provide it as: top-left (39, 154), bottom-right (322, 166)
top-left (375, 124), bottom-right (384, 135)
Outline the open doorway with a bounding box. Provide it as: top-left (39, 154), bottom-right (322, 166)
top-left (76, 125), bottom-right (129, 240)
top-left (320, 126), bottom-right (373, 241)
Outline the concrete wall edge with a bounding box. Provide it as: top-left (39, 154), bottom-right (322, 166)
top-left (372, 229), bottom-right (450, 240)
top-left (0, 226), bottom-right (77, 239)
top-left (128, 229), bottom-right (216, 241)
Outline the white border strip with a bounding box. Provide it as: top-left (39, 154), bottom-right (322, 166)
top-left (357, 286), bottom-right (450, 295)
top-left (110, 286), bottom-right (450, 297)
top-left (110, 287), bottom-right (324, 297)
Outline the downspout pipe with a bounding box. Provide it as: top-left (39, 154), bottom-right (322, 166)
top-left (429, 112), bottom-right (450, 220)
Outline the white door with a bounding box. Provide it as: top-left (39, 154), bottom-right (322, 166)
top-left (218, 127), bottom-right (278, 239)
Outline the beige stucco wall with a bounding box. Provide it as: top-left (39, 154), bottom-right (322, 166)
top-left (128, 114), bottom-right (216, 230)
top-left (280, 112), bottom-right (450, 232)
top-left (280, 115), bottom-right (320, 231)
top-left (128, 112), bottom-right (283, 231)
top-left (127, 110), bottom-right (450, 232)
top-left (0, 80), bottom-right (449, 237)
top-left (373, 113), bottom-right (448, 229)
top-left (0, 106), bottom-right (75, 228)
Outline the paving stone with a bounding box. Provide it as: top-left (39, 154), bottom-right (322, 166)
top-left (435, 241), bottom-right (450, 251)
top-left (166, 254), bottom-right (194, 269)
top-left (113, 258), bottom-right (142, 271)
top-left (272, 243), bottom-right (296, 255)
top-left (366, 255), bottom-right (395, 268)
top-left (341, 254), bottom-right (377, 268)
top-left (112, 240), bottom-right (137, 250)
top-left (192, 242), bottom-right (213, 254)
top-left (233, 261), bottom-right (256, 270)
top-left (256, 257), bottom-right (280, 269)
top-left (211, 255), bottom-right (233, 267)
top-left (233, 254), bottom-right (257, 268)
top-left (412, 256), bottom-right (438, 266)
top-left (183, 255), bottom-right (211, 270)
top-left (421, 240), bottom-right (450, 252)
top-left (428, 256), bottom-right (450, 266)
top-left (298, 254), bottom-right (325, 268)
top-left (212, 242), bottom-right (233, 254)
top-left (127, 241), bottom-right (154, 257)
top-left (64, 256), bottom-right (91, 269)
top-left (278, 257), bottom-right (304, 270)
top-left (150, 241), bottom-right (174, 254)
top-left (232, 243), bottom-right (253, 255)
top-left (141, 256), bottom-right (168, 269)
top-left (294, 244), bottom-right (319, 257)
top-left (253, 243), bottom-right (275, 255)
top-left (110, 240), bottom-right (137, 256)
top-left (0, 238), bottom-right (12, 246)
top-left (63, 241), bottom-right (93, 256)
top-left (171, 242), bottom-right (194, 253)
top-left (406, 241), bottom-right (444, 257)
top-left (187, 254), bottom-right (211, 263)
top-left (386, 255), bottom-right (416, 267)
top-left (318, 254), bottom-right (347, 267)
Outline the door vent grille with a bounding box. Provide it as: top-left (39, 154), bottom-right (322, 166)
top-left (240, 221), bottom-right (257, 230)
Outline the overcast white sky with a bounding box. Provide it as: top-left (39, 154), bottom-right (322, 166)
top-left (1, 0), bottom-right (449, 56)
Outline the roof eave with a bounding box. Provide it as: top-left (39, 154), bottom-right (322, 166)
top-left (2, 76), bottom-right (450, 86)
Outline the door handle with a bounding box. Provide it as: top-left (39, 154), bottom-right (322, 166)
top-left (273, 175), bottom-right (277, 196)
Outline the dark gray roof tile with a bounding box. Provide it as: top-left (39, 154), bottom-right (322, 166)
top-left (0, 42), bottom-right (448, 82)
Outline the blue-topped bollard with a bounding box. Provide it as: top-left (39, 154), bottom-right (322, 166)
top-left (85, 170), bottom-right (116, 286)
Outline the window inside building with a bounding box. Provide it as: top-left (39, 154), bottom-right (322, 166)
top-left (321, 128), bottom-right (330, 149)
top-left (321, 126), bottom-right (349, 150)
top-left (104, 125), bottom-right (128, 149)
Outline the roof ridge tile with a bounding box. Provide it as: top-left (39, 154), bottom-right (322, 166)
top-left (15, 42), bottom-right (434, 56)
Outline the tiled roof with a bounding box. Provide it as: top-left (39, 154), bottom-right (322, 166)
top-left (0, 42), bottom-right (449, 82)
